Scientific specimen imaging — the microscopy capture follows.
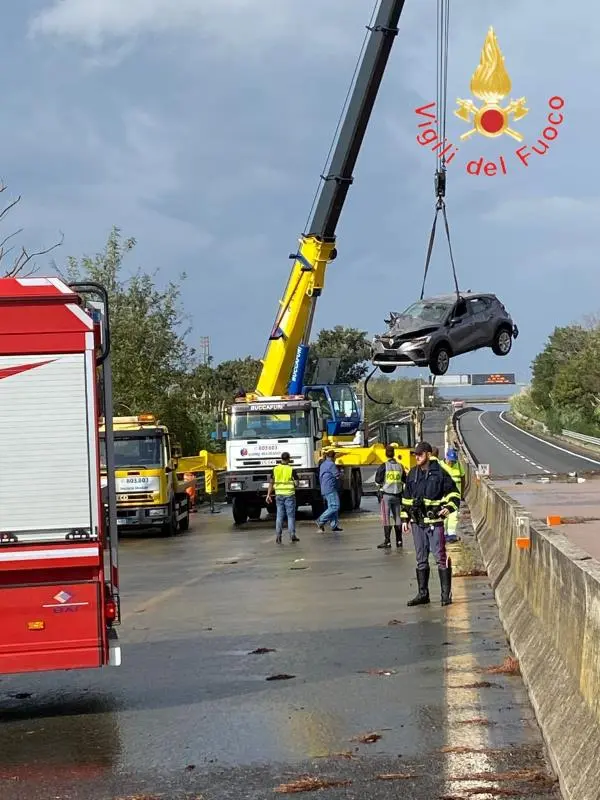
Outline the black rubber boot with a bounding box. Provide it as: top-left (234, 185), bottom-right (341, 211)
top-left (407, 567), bottom-right (430, 606)
top-left (439, 565), bottom-right (452, 606)
top-left (394, 525), bottom-right (403, 548)
top-left (377, 526), bottom-right (392, 549)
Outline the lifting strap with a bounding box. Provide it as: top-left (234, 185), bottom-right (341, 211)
top-left (419, 192), bottom-right (459, 300)
top-left (420, 0), bottom-right (460, 301)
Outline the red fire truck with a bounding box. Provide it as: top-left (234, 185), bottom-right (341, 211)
top-left (0, 277), bottom-right (121, 674)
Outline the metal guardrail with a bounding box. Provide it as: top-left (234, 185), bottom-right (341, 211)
top-left (562, 429), bottom-right (600, 447)
top-left (513, 411), bottom-right (600, 449)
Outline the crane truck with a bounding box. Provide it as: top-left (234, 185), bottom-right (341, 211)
top-left (224, 0), bottom-right (413, 525)
top-left (0, 278), bottom-right (121, 675)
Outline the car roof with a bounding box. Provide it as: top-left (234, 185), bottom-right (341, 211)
top-left (419, 292), bottom-right (498, 303)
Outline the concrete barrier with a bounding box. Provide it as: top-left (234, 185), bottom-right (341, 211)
top-left (452, 408), bottom-right (600, 800)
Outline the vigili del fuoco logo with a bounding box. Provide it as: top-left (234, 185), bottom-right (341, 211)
top-left (415, 27), bottom-right (565, 176)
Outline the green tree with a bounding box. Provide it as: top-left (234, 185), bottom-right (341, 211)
top-left (530, 325), bottom-right (588, 410)
top-left (550, 329), bottom-right (600, 433)
top-left (361, 376), bottom-right (423, 424)
top-left (308, 326), bottom-right (371, 384)
top-left (67, 226), bottom-right (201, 452)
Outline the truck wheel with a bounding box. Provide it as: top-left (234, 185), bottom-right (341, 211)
top-left (311, 497), bottom-right (324, 519)
top-left (247, 506), bottom-right (261, 521)
top-left (179, 504), bottom-right (190, 532)
top-left (340, 489), bottom-right (352, 513)
top-left (232, 497), bottom-right (248, 525)
top-left (161, 504), bottom-right (177, 537)
top-left (352, 471), bottom-right (362, 510)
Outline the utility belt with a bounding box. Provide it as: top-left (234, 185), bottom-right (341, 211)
top-left (404, 497), bottom-right (444, 526)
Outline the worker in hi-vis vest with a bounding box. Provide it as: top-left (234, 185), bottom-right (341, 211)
top-left (442, 448), bottom-right (464, 542)
top-left (266, 452), bottom-right (300, 544)
top-left (374, 445), bottom-right (407, 549)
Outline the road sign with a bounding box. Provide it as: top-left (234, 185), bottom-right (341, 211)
top-left (477, 463), bottom-right (490, 476)
top-left (471, 373), bottom-right (515, 386)
top-left (425, 374), bottom-right (471, 386)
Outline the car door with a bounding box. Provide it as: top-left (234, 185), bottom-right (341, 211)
top-left (446, 298), bottom-right (476, 355)
top-left (467, 297), bottom-right (495, 348)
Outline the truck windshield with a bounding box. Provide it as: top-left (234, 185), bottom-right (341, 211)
top-left (229, 411), bottom-right (309, 440)
top-left (100, 435), bottom-right (164, 469)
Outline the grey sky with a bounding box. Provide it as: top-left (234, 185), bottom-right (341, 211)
top-left (2, 1), bottom-right (589, 381)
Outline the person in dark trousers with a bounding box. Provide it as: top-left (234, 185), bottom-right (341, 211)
top-left (374, 445), bottom-right (406, 549)
top-left (266, 452), bottom-right (299, 544)
top-left (316, 450), bottom-right (343, 533)
top-left (402, 441), bottom-right (460, 606)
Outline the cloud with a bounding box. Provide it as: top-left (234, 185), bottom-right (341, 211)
top-left (29, 0), bottom-right (366, 57)
top-left (483, 196), bottom-right (600, 227)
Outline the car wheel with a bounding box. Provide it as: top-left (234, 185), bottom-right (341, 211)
top-left (492, 326), bottom-right (512, 356)
top-left (378, 364), bottom-right (396, 374)
top-left (429, 344), bottom-right (451, 376)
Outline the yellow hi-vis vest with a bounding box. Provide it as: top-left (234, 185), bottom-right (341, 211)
top-left (273, 464), bottom-right (295, 496)
top-left (444, 461), bottom-right (464, 494)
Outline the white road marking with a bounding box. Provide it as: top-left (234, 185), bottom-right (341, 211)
top-left (498, 411), bottom-right (600, 466)
top-left (477, 411), bottom-right (552, 474)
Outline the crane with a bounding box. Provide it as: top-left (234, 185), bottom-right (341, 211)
top-left (224, 0), bottom-right (410, 525)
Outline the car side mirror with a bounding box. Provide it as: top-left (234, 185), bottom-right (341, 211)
top-left (448, 317), bottom-right (459, 327)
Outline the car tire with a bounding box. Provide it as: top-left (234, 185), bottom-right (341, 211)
top-left (492, 326), bottom-right (513, 356)
top-left (429, 344), bottom-right (451, 376)
top-left (378, 365), bottom-right (396, 374)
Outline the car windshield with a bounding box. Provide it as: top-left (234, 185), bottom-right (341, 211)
top-left (397, 300), bottom-right (452, 324)
top-left (100, 435), bottom-right (164, 470)
top-left (229, 410), bottom-right (309, 440)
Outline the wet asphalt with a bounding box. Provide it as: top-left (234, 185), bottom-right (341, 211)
top-left (0, 495), bottom-right (561, 800)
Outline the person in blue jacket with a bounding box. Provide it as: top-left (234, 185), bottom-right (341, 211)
top-left (315, 449), bottom-right (343, 533)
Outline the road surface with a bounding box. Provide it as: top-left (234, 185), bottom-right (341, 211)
top-left (0, 502), bottom-right (559, 800)
top-left (457, 409), bottom-right (600, 477)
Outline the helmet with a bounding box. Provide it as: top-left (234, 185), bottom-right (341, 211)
top-left (446, 448), bottom-right (458, 461)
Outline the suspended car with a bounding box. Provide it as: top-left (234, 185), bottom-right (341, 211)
top-left (370, 292), bottom-right (518, 376)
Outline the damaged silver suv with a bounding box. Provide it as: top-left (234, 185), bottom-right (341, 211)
top-left (371, 292), bottom-right (519, 376)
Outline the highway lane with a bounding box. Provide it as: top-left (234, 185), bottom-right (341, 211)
top-left (0, 501), bottom-right (558, 800)
top-left (457, 409), bottom-right (600, 476)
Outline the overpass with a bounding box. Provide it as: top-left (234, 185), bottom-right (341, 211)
top-left (419, 372), bottom-right (527, 406)
top-left (451, 396), bottom-right (514, 404)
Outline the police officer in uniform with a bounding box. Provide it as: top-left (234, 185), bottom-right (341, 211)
top-left (374, 445), bottom-right (406, 549)
top-left (402, 441), bottom-right (461, 606)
